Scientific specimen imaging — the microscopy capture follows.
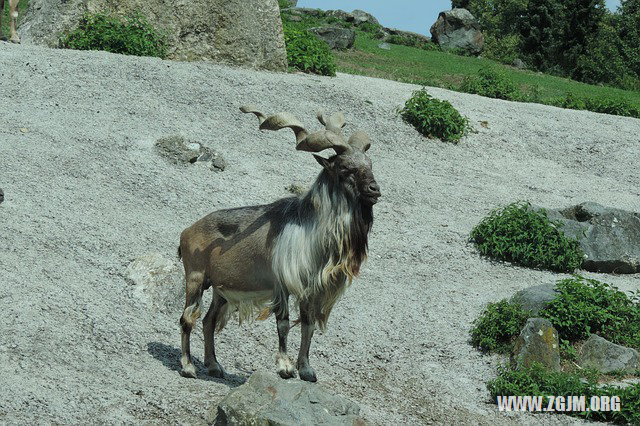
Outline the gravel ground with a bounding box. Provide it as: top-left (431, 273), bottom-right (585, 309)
top-left (1, 42), bottom-right (638, 425)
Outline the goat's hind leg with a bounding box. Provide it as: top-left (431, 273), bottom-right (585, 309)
top-left (8, 0), bottom-right (19, 43)
top-left (274, 293), bottom-right (295, 379)
top-left (179, 272), bottom-right (205, 378)
top-left (203, 293), bottom-right (227, 378)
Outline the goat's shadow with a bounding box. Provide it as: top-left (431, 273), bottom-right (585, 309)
top-left (147, 342), bottom-right (247, 388)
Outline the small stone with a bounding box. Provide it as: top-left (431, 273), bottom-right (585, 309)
top-left (0, 188), bottom-right (4, 204)
top-left (579, 334), bottom-right (639, 374)
top-left (511, 318), bottom-right (561, 371)
top-left (20, 127), bottom-right (29, 133)
top-left (378, 43), bottom-right (391, 50)
top-left (510, 283), bottom-right (557, 316)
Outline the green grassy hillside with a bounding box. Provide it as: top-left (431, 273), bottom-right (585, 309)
top-left (336, 33), bottom-right (640, 114)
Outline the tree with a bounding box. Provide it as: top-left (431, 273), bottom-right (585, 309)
top-left (519, 0), bottom-right (565, 72)
top-left (451, 0), bottom-right (471, 8)
top-left (560, 0), bottom-right (607, 78)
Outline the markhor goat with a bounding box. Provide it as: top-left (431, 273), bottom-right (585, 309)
top-left (178, 106), bottom-right (381, 382)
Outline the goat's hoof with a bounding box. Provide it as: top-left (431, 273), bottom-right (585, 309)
top-left (9, 36), bottom-right (20, 44)
top-left (180, 364), bottom-right (197, 379)
top-left (298, 366), bottom-right (317, 383)
top-left (0, 35), bottom-right (7, 42)
top-left (207, 363), bottom-right (225, 378)
top-left (276, 355), bottom-right (296, 379)
top-left (277, 367), bottom-right (296, 379)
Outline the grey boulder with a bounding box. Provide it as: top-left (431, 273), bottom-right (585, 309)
top-left (20, 0), bottom-right (287, 71)
top-left (309, 26), bottom-right (355, 50)
top-left (210, 371), bottom-right (364, 425)
top-left (430, 8), bottom-right (484, 55)
top-left (351, 9), bottom-right (379, 26)
top-left (510, 283), bottom-right (557, 316)
top-left (579, 334), bottom-right (639, 374)
top-left (543, 202), bottom-right (640, 274)
top-left (511, 318), bottom-right (561, 371)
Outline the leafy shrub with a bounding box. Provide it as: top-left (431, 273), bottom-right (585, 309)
top-left (470, 202), bottom-right (585, 273)
top-left (357, 22), bottom-right (385, 39)
top-left (553, 93), bottom-right (640, 118)
top-left (60, 12), bottom-right (167, 59)
top-left (470, 300), bottom-right (530, 353)
top-left (482, 33), bottom-right (522, 65)
top-left (541, 276), bottom-right (640, 350)
top-left (488, 363), bottom-right (640, 424)
top-left (460, 68), bottom-right (522, 101)
top-left (398, 88), bottom-right (469, 143)
top-left (283, 24), bottom-right (336, 76)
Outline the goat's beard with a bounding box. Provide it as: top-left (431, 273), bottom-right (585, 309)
top-left (349, 199), bottom-right (374, 272)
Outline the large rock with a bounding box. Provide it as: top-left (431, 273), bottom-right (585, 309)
top-left (19, 0), bottom-right (287, 71)
top-left (351, 9), bottom-right (379, 26)
top-left (543, 202), bottom-right (640, 274)
top-left (210, 371), bottom-right (365, 425)
top-left (511, 283), bottom-right (557, 316)
top-left (430, 8), bottom-right (484, 55)
top-left (579, 334), bottom-right (639, 374)
top-left (511, 318), bottom-right (561, 371)
top-left (325, 9), bottom-right (355, 23)
top-left (308, 26), bottom-right (355, 50)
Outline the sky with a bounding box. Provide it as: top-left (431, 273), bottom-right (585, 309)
top-left (297, 0), bottom-right (623, 36)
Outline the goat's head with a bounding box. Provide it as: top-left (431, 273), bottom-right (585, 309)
top-left (241, 106), bottom-right (381, 205)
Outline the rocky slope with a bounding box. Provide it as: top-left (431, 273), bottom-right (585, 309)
top-left (1, 43), bottom-right (638, 424)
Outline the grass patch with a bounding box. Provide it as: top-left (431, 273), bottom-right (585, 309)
top-left (470, 202), bottom-right (584, 273)
top-left (334, 33), bottom-right (640, 119)
top-left (460, 68), bottom-right (522, 101)
top-left (398, 88), bottom-right (469, 143)
top-left (59, 12), bottom-right (168, 59)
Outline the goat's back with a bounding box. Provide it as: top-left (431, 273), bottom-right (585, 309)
top-left (179, 198), bottom-right (297, 293)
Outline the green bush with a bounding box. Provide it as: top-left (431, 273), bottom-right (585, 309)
top-left (398, 88), bottom-right (469, 143)
top-left (488, 364), bottom-right (640, 424)
top-left (482, 33), bottom-right (522, 65)
top-left (541, 276), bottom-right (640, 349)
top-left (283, 24), bottom-right (336, 76)
top-left (60, 12), bottom-right (167, 59)
top-left (460, 68), bottom-right (522, 101)
top-left (470, 202), bottom-right (584, 272)
top-left (470, 300), bottom-right (530, 353)
top-left (553, 92), bottom-right (640, 118)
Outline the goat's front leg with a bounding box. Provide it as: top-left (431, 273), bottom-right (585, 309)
top-left (8, 0), bottom-right (19, 43)
top-left (297, 301), bottom-right (317, 382)
top-left (275, 296), bottom-right (295, 379)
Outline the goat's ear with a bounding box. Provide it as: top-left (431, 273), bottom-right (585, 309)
top-left (313, 154), bottom-right (333, 171)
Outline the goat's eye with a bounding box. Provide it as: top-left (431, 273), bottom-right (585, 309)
top-left (339, 166), bottom-right (353, 175)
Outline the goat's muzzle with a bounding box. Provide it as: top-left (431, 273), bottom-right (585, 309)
top-left (362, 181), bottom-right (381, 205)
